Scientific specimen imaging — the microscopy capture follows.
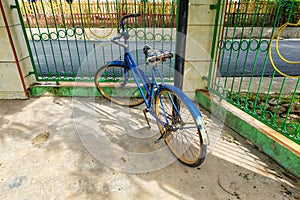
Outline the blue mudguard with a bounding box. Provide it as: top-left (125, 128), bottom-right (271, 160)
top-left (158, 84), bottom-right (209, 145)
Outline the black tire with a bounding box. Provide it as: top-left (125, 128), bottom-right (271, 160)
top-left (94, 64), bottom-right (146, 107)
top-left (154, 87), bottom-right (207, 167)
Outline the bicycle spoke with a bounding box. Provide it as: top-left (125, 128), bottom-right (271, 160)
top-left (155, 88), bottom-right (206, 167)
top-left (95, 65), bottom-right (145, 107)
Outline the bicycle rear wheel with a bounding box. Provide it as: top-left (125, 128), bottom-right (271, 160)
top-left (94, 64), bottom-right (145, 107)
top-left (154, 86), bottom-right (207, 167)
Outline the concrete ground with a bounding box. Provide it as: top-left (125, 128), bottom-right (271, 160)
top-left (0, 96), bottom-right (299, 200)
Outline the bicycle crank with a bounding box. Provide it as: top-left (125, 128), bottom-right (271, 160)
top-left (154, 124), bottom-right (174, 143)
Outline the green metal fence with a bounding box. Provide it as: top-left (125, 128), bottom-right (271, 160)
top-left (16, 0), bottom-right (178, 82)
top-left (209, 0), bottom-right (300, 144)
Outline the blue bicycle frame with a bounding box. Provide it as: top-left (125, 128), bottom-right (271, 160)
top-left (95, 14), bottom-right (209, 167)
top-left (108, 49), bottom-right (173, 126)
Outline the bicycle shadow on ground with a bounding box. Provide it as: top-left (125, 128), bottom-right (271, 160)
top-left (0, 97), bottom-right (299, 199)
top-left (72, 97), bottom-right (300, 199)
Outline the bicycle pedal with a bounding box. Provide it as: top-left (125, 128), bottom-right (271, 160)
top-left (154, 138), bottom-right (164, 143)
top-left (154, 134), bottom-right (164, 143)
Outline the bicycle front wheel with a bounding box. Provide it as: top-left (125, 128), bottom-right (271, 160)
top-left (155, 86), bottom-right (207, 167)
top-left (94, 64), bottom-right (145, 107)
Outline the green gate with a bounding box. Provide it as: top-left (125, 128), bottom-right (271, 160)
top-left (209, 0), bottom-right (300, 144)
top-left (15, 0), bottom-right (178, 82)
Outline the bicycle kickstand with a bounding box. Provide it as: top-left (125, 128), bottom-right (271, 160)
top-left (143, 109), bottom-right (151, 129)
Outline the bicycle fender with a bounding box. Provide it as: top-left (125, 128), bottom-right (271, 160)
top-left (158, 84), bottom-right (210, 145)
top-left (106, 61), bottom-right (125, 67)
top-left (106, 61), bottom-right (150, 84)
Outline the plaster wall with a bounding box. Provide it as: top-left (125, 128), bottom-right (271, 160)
top-left (183, 0), bottom-right (221, 98)
top-left (0, 0), bottom-right (35, 99)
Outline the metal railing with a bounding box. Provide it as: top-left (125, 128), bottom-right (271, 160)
top-left (16, 0), bottom-right (178, 82)
top-left (209, 0), bottom-right (300, 144)
top-left (226, 1), bottom-right (300, 27)
top-left (19, 1), bottom-right (177, 28)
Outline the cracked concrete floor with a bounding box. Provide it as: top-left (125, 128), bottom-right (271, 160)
top-left (0, 97), bottom-right (299, 200)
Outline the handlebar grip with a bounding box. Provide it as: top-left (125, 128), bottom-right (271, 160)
top-left (121, 13), bottom-right (141, 21)
top-left (120, 13), bottom-right (141, 31)
top-left (111, 35), bottom-right (122, 41)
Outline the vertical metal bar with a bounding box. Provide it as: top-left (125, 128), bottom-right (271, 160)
top-left (237, 0), bottom-right (261, 96)
top-left (161, 0), bottom-right (165, 49)
top-left (38, 2), bottom-right (51, 78)
top-left (103, 2), bottom-right (110, 65)
top-left (248, 0), bottom-right (282, 119)
top-left (266, 0), bottom-right (297, 129)
top-left (58, 1), bottom-right (75, 78)
top-left (167, 0), bottom-right (176, 81)
top-left (49, 1), bottom-right (67, 78)
top-left (134, 0), bottom-right (139, 65)
top-left (152, 0), bottom-right (156, 49)
top-left (229, 0), bottom-right (251, 97)
top-left (142, 0), bottom-right (147, 74)
top-left (15, 0), bottom-right (39, 81)
top-left (40, 1), bottom-right (59, 80)
top-left (167, 0), bottom-right (174, 80)
top-left (209, 0), bottom-right (225, 90)
top-left (82, 0), bottom-right (92, 78)
top-left (215, 0), bottom-right (231, 89)
top-left (27, 0), bottom-right (51, 79)
top-left (174, 0), bottom-right (188, 89)
top-left (245, 1), bottom-right (269, 102)
top-left (161, 0), bottom-right (165, 77)
top-left (260, 0), bottom-right (282, 116)
top-left (101, 45), bottom-right (106, 65)
top-left (78, 0), bottom-right (91, 78)
top-left (223, 1), bottom-right (242, 91)
top-left (115, 1), bottom-right (122, 61)
top-left (250, 1), bottom-right (272, 111)
top-left (68, 1), bottom-right (83, 78)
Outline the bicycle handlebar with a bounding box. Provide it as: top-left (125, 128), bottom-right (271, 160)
top-left (120, 13), bottom-right (141, 32)
top-left (111, 13), bottom-right (141, 48)
top-left (111, 35), bottom-right (128, 48)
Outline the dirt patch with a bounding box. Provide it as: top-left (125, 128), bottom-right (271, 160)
top-left (31, 131), bottom-right (50, 148)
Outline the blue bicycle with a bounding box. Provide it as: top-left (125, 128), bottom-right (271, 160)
top-left (94, 14), bottom-right (209, 167)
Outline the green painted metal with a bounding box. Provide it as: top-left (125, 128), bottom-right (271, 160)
top-left (28, 85), bottom-right (99, 97)
top-left (16, 0), bottom-right (178, 82)
top-left (28, 84), bottom-right (145, 98)
top-left (14, 0), bottom-right (39, 81)
top-left (207, 0), bottom-right (223, 89)
top-left (195, 90), bottom-right (300, 178)
top-left (209, 0), bottom-right (300, 144)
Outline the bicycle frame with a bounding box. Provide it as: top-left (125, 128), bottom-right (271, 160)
top-left (109, 14), bottom-right (184, 131)
top-left (118, 48), bottom-right (168, 118)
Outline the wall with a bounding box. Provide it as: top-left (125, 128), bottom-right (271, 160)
top-left (0, 0), bottom-right (218, 99)
top-left (182, 0), bottom-right (220, 98)
top-left (0, 0), bottom-right (35, 99)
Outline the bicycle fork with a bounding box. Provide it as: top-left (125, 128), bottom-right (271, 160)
top-left (142, 95), bottom-right (183, 143)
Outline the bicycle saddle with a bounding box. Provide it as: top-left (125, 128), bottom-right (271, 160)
top-left (143, 45), bottom-right (173, 64)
